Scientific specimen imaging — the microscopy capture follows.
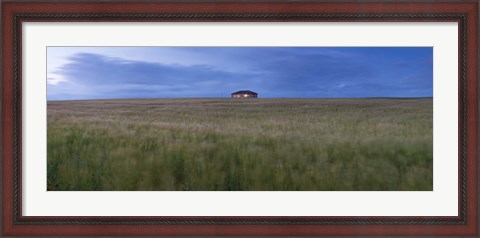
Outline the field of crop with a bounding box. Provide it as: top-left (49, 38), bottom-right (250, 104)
top-left (47, 98), bottom-right (432, 191)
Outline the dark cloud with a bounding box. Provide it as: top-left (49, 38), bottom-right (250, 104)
top-left (50, 53), bottom-right (259, 99)
top-left (47, 47), bottom-right (433, 100)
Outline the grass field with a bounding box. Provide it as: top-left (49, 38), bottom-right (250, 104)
top-left (47, 98), bottom-right (433, 191)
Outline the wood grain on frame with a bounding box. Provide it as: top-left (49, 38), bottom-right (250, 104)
top-left (2, 0), bottom-right (478, 236)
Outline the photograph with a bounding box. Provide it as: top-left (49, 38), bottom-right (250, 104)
top-left (47, 46), bottom-right (433, 191)
top-left (3, 0), bottom-right (478, 236)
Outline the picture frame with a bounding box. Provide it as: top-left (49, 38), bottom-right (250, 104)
top-left (2, 0), bottom-right (478, 236)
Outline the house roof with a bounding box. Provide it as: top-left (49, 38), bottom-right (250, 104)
top-left (231, 90), bottom-right (257, 95)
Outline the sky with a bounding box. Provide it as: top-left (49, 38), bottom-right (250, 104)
top-left (47, 47), bottom-right (432, 100)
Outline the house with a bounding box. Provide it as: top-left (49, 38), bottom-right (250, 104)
top-left (231, 90), bottom-right (258, 98)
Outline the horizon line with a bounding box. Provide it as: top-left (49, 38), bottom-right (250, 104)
top-left (47, 96), bottom-right (434, 101)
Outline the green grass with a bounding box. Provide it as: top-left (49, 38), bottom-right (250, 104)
top-left (47, 98), bottom-right (433, 191)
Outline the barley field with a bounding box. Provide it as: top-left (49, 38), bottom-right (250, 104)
top-left (47, 98), bottom-right (433, 191)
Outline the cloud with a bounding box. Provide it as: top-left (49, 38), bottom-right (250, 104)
top-left (47, 77), bottom-right (67, 85)
top-left (48, 53), bottom-right (260, 99)
top-left (47, 47), bottom-right (433, 100)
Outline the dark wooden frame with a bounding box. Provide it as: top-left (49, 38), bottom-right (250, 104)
top-left (2, 0), bottom-right (478, 236)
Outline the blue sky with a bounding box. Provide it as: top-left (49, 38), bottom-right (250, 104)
top-left (47, 47), bottom-right (432, 100)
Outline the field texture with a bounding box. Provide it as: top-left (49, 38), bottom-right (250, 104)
top-left (47, 98), bottom-right (433, 191)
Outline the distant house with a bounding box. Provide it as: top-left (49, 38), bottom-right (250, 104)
top-left (231, 90), bottom-right (258, 98)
